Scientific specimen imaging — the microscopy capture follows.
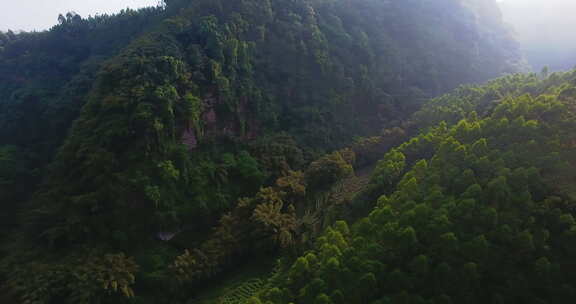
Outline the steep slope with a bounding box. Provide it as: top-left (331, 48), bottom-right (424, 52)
top-left (0, 0), bottom-right (523, 303)
top-left (0, 7), bottom-right (167, 241)
top-left (252, 71), bottom-right (576, 304)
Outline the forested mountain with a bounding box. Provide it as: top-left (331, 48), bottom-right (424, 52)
top-left (0, 0), bottom-right (547, 303)
top-left (251, 71), bottom-right (576, 304)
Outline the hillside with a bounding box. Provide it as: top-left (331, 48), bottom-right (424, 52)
top-left (0, 0), bottom-right (531, 303)
top-left (251, 70), bottom-right (576, 304)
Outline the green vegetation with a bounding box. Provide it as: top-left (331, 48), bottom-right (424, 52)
top-left (5, 0), bottom-right (571, 303)
top-left (253, 71), bottom-right (576, 303)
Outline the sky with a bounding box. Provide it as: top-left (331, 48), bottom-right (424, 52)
top-left (499, 0), bottom-right (576, 46)
top-left (0, 0), bottom-right (160, 32)
top-left (499, 0), bottom-right (576, 70)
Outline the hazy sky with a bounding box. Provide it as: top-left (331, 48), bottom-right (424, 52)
top-left (500, 0), bottom-right (576, 45)
top-left (499, 0), bottom-right (576, 70)
top-left (0, 0), bottom-right (159, 32)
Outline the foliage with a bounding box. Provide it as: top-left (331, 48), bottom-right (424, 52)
top-left (171, 147), bottom-right (356, 285)
top-left (5, 252), bottom-right (138, 304)
top-left (254, 70), bottom-right (576, 304)
top-left (0, 0), bottom-right (527, 302)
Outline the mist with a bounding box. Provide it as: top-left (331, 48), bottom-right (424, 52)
top-left (499, 0), bottom-right (576, 71)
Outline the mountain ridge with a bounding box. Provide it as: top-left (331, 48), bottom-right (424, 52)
top-left (0, 1), bottom-right (533, 303)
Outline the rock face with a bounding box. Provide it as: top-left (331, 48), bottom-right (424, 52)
top-left (156, 230), bottom-right (180, 241)
top-left (9, 0), bottom-right (523, 251)
top-left (0, 0), bottom-right (526, 302)
top-left (181, 128), bottom-right (198, 150)
top-left (4, 2), bottom-right (523, 216)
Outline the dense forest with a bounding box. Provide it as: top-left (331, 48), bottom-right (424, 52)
top-left (2, 0), bottom-right (573, 303)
